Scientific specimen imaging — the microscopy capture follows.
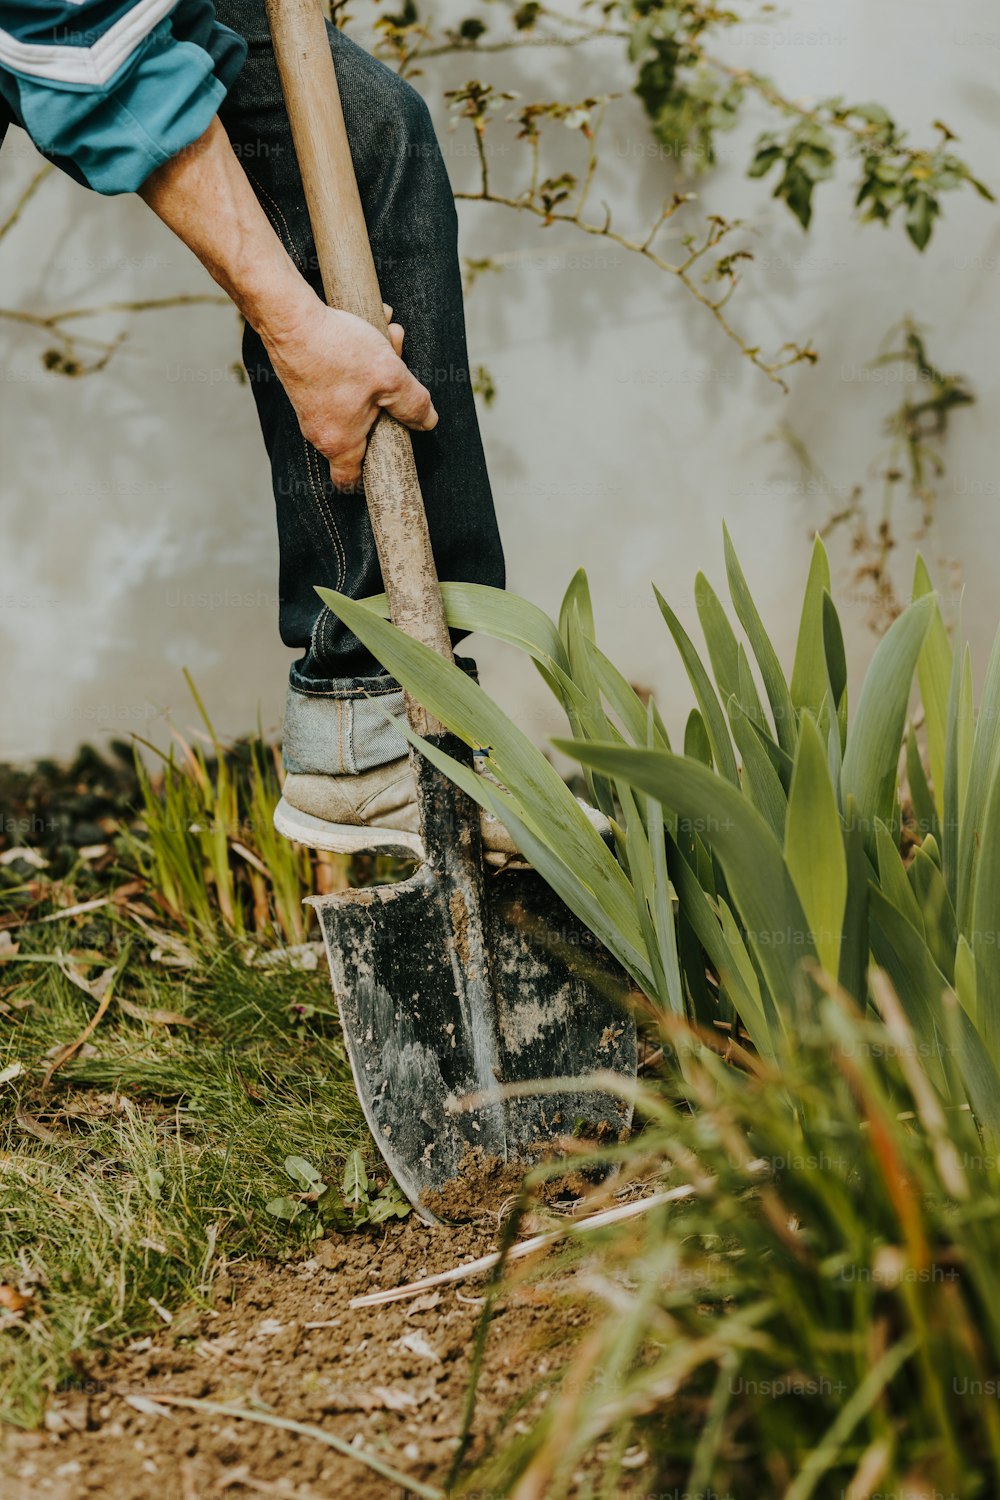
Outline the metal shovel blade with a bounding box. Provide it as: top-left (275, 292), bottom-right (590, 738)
top-left (312, 861), bottom-right (637, 1221)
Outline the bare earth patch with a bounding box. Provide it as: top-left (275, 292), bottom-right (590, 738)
top-left (0, 1215), bottom-right (591, 1499)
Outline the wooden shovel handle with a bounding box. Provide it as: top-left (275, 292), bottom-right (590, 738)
top-left (264, 0), bottom-right (451, 738)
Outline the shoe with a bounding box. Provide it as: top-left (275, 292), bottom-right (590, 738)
top-left (273, 756), bottom-right (609, 864)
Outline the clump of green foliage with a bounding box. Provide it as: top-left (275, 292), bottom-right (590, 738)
top-left (265, 1146), bottom-right (409, 1232)
top-left (458, 989), bottom-right (1000, 1498)
top-left (319, 533), bottom-right (999, 1128)
top-left (128, 673), bottom-right (319, 946)
top-left (315, 535), bottom-right (1000, 1495)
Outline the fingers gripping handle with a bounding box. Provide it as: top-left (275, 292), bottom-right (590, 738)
top-left (264, 0), bottom-right (452, 738)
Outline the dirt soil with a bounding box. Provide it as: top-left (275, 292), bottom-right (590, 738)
top-left (0, 1212), bottom-right (593, 1500)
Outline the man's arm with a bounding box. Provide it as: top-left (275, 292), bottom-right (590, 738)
top-left (139, 117), bottom-right (437, 489)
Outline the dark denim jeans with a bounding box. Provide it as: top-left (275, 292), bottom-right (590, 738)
top-left (213, 2), bottom-right (505, 772)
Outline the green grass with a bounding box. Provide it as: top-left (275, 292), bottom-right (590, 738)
top-left (0, 924), bottom-right (367, 1427)
top-left (0, 713), bottom-right (422, 1430)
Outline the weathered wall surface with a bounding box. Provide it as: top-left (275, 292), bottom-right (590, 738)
top-left (1, 0), bottom-right (997, 761)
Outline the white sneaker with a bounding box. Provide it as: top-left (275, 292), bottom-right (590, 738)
top-left (273, 756), bottom-right (609, 864)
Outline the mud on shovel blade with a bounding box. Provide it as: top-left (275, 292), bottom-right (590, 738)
top-left (309, 744), bottom-right (636, 1217)
top-left (267, 0), bottom-right (637, 1222)
top-left (309, 743), bottom-right (509, 1211)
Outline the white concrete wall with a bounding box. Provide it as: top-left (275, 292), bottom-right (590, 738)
top-left (1, 0), bottom-right (998, 761)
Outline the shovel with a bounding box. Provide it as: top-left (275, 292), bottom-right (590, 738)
top-left (264, 0), bottom-right (638, 1221)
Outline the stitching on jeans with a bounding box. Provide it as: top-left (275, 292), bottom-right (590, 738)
top-left (307, 602), bottom-right (325, 662)
top-left (304, 437), bottom-right (347, 591)
top-left (245, 167), bottom-right (304, 270)
top-left (336, 697), bottom-right (344, 774)
top-left (304, 448), bottom-right (350, 677)
top-left (297, 441), bottom-right (346, 682)
top-left (307, 439), bottom-right (347, 584)
top-left (290, 683), bottom-right (403, 698)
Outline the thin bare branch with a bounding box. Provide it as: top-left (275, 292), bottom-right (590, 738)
top-left (0, 163), bottom-right (53, 242)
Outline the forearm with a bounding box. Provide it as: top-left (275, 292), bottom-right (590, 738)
top-left (139, 116), bottom-right (315, 343)
top-left (137, 113), bottom-right (435, 488)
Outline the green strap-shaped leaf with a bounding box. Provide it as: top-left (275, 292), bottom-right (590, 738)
top-left (840, 595), bottom-right (935, 859)
top-left (875, 820), bottom-right (924, 936)
top-left (790, 534), bottom-right (832, 718)
top-left (316, 587), bottom-right (650, 983)
top-left (942, 635), bottom-right (973, 902)
top-left (716, 896), bottom-right (773, 1054)
top-left (969, 758), bottom-right (1000, 1066)
top-left (618, 771), bottom-right (682, 1018)
top-left (654, 585), bottom-right (739, 786)
top-left (921, 832), bottom-right (942, 869)
top-left (554, 740), bottom-right (815, 1027)
top-left (908, 842), bottom-right (957, 985)
top-left (677, 901), bottom-right (716, 1032)
top-left (723, 524), bottom-right (797, 756)
top-left (837, 800), bottom-right (869, 1004)
top-left (866, 889), bottom-right (949, 1099)
top-left (743, 668), bottom-right (794, 795)
top-left (363, 581), bottom-right (569, 676)
top-left (564, 601), bottom-right (616, 818)
top-left (870, 888), bottom-right (1000, 1146)
top-left (646, 707), bottom-right (683, 1018)
top-left (784, 712), bottom-right (846, 977)
top-left (413, 723), bottom-right (656, 995)
top-left (695, 571), bottom-right (741, 708)
top-left (735, 645), bottom-right (768, 733)
top-left (685, 708), bottom-right (713, 767)
top-left (666, 836), bottom-right (776, 1057)
top-left (826, 695), bottom-right (843, 812)
top-left (955, 647), bottom-right (975, 892)
top-left (912, 555), bottom-right (952, 817)
top-left (822, 589), bottom-right (848, 719)
top-left (583, 637), bottom-right (671, 750)
top-left (728, 696), bottom-right (786, 842)
top-left (905, 724), bottom-right (939, 848)
top-left (616, 777), bottom-right (669, 1005)
top-left (821, 590), bottom-right (850, 767)
top-left (559, 568), bottom-right (595, 654)
top-left (957, 621), bottom-right (1000, 932)
top-left (955, 934), bottom-right (977, 1027)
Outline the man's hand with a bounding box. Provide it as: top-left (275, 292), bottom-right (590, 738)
top-left (263, 299), bottom-right (437, 491)
top-left (139, 118), bottom-right (437, 489)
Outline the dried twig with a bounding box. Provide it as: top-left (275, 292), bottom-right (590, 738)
top-left (350, 1184), bottom-right (698, 1309)
top-left (15, 1106), bottom-right (65, 1145)
top-left (41, 963), bottom-right (118, 1088)
top-left (0, 293), bottom-right (229, 376)
top-left (2, 881), bottom-right (144, 931)
top-left (116, 1393), bottom-right (446, 1500)
top-left (0, 163), bottom-right (53, 241)
top-left (452, 157), bottom-right (812, 389)
top-left (3, 895), bottom-right (113, 930)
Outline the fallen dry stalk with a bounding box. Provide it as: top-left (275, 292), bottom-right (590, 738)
top-left (117, 1393), bottom-right (445, 1500)
top-left (349, 1185), bottom-right (698, 1309)
top-left (41, 963), bottom-right (117, 1089)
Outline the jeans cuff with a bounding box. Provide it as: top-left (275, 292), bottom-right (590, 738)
top-left (281, 680), bottom-right (405, 775)
top-left (282, 657), bottom-right (477, 775)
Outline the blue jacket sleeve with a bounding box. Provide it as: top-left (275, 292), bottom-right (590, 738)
top-left (0, 0), bottom-right (247, 194)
